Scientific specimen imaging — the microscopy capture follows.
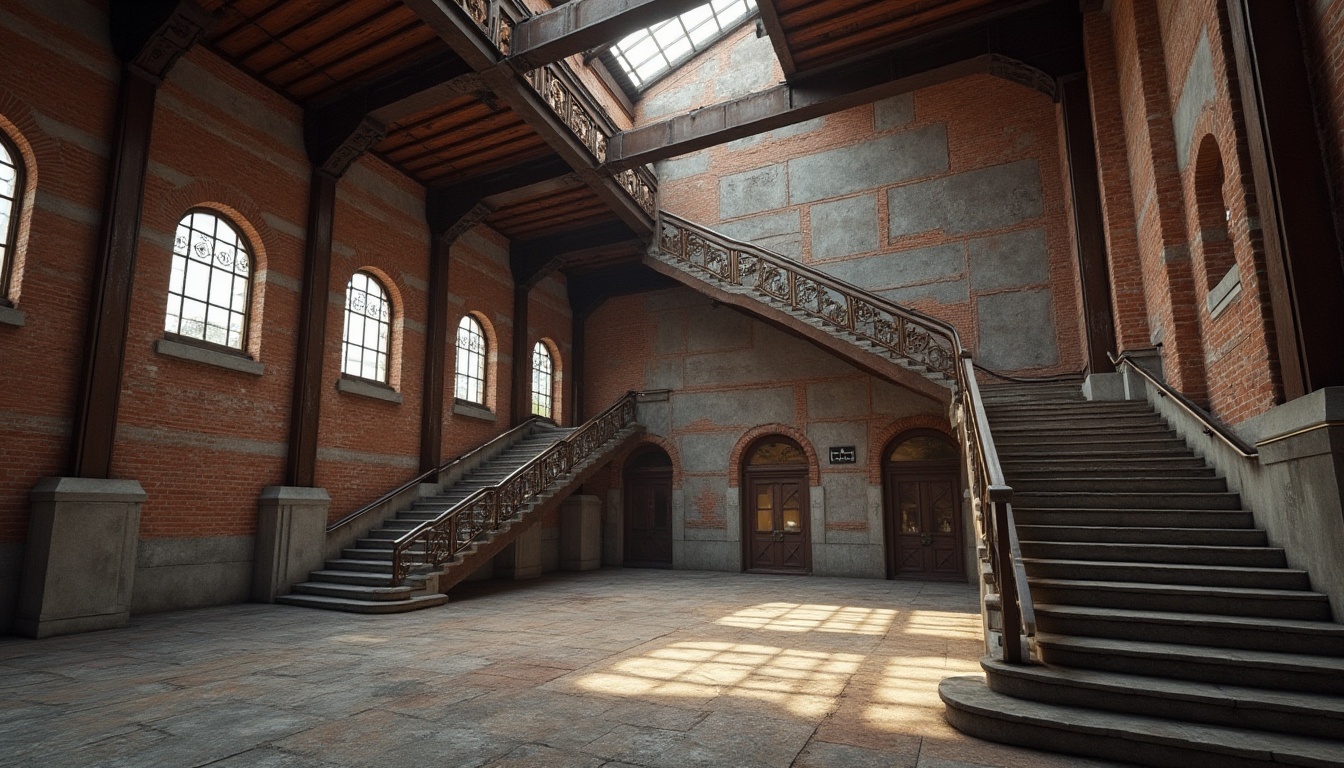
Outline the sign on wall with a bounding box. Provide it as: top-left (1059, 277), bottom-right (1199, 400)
top-left (828, 446), bottom-right (856, 464)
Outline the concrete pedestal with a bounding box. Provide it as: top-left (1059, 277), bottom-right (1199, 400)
top-left (560, 495), bottom-right (602, 571)
top-left (496, 526), bottom-right (542, 579)
top-left (17, 478), bottom-right (146, 638)
top-left (253, 486), bottom-right (330, 602)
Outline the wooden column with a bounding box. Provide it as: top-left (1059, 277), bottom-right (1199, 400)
top-left (511, 284), bottom-right (531, 426)
top-left (1227, 0), bottom-right (1344, 399)
top-left (286, 170), bottom-right (337, 487)
top-left (419, 235), bottom-right (452, 473)
top-left (71, 2), bottom-right (210, 478)
top-left (570, 310), bottom-right (585, 426)
top-left (1060, 74), bottom-right (1117, 375)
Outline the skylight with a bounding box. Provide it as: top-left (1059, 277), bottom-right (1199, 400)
top-left (610, 0), bottom-right (758, 90)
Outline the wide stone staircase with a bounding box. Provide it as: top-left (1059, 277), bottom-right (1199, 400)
top-left (279, 395), bottom-right (643, 614)
top-left (941, 382), bottom-right (1344, 766)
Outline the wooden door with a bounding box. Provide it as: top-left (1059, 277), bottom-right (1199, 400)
top-left (624, 470), bottom-right (673, 567)
top-left (745, 472), bottom-right (810, 574)
top-left (884, 432), bottom-right (963, 580)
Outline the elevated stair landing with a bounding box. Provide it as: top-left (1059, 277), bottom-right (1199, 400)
top-left (941, 382), bottom-right (1344, 767)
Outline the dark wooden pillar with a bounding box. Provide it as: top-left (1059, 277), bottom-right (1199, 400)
top-left (71, 2), bottom-right (209, 478)
top-left (570, 310), bottom-right (585, 426)
top-left (285, 170), bottom-right (337, 487)
top-left (1060, 74), bottom-right (1117, 375)
top-left (511, 284), bottom-right (531, 426)
top-left (419, 235), bottom-right (452, 473)
top-left (1227, 0), bottom-right (1344, 400)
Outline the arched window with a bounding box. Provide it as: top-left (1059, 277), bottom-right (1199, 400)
top-left (342, 271), bottom-right (392, 383)
top-left (455, 314), bottom-right (487, 404)
top-left (531, 341), bottom-right (554, 418)
top-left (0, 132), bottom-right (21, 303)
top-left (166, 210), bottom-right (252, 349)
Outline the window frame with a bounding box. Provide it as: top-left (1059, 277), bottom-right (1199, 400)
top-left (340, 270), bottom-right (394, 386)
top-left (0, 130), bottom-right (25, 306)
top-left (531, 340), bottom-right (554, 419)
top-left (164, 207), bottom-right (255, 354)
top-left (454, 313), bottom-right (488, 406)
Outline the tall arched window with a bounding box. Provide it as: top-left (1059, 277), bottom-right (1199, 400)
top-left (342, 271), bottom-right (392, 383)
top-left (166, 210), bottom-right (252, 349)
top-left (455, 314), bottom-right (487, 404)
top-left (531, 341), bottom-right (554, 418)
top-left (0, 131), bottom-right (26, 303)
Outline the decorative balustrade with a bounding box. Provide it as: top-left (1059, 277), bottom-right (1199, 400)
top-left (657, 212), bottom-right (1035, 664)
top-left (451, 0), bottom-right (517, 55)
top-left (388, 391), bottom-right (639, 585)
top-left (656, 212), bottom-right (958, 376)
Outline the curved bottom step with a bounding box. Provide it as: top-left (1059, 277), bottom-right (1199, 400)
top-left (275, 592), bottom-right (448, 614)
top-left (940, 675), bottom-right (1344, 768)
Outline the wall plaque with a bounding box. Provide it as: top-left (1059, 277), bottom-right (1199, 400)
top-left (828, 446), bottom-right (856, 464)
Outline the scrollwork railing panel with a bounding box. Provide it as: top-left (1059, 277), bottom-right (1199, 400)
top-left (390, 392), bottom-right (641, 585)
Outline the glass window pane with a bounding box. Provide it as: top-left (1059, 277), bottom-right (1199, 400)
top-left (164, 211), bottom-right (252, 349)
top-left (341, 271), bottom-right (394, 384)
top-left (889, 435), bottom-right (958, 462)
top-left (782, 508), bottom-right (801, 533)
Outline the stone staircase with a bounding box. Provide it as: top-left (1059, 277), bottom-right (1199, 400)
top-left (941, 382), bottom-right (1344, 766)
top-left (278, 425), bottom-right (581, 614)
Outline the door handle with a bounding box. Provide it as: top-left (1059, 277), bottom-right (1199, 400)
top-left (772, 530), bottom-right (784, 542)
top-left (920, 533), bottom-right (933, 546)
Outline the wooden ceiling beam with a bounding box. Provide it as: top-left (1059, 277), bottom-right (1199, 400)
top-left (755, 0), bottom-right (797, 79)
top-left (404, 0), bottom-right (656, 236)
top-left (426, 154), bottom-right (577, 237)
top-left (568, 263), bottom-right (679, 318)
top-left (604, 1), bottom-right (1083, 170)
top-left (511, 220), bottom-right (641, 289)
top-left (508, 0), bottom-right (706, 70)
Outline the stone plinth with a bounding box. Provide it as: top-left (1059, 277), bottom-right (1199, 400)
top-left (253, 486), bottom-right (330, 602)
top-left (17, 478), bottom-right (146, 638)
top-left (496, 526), bottom-right (542, 580)
top-left (560, 495), bottom-right (602, 571)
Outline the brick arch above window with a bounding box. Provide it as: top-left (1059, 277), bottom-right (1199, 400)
top-left (0, 91), bottom-right (60, 307)
top-left (727, 424), bottom-right (821, 487)
top-left (613, 433), bottom-right (684, 489)
top-left (868, 415), bottom-right (954, 484)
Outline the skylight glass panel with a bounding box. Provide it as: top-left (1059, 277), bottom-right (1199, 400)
top-left (609, 0), bottom-right (757, 89)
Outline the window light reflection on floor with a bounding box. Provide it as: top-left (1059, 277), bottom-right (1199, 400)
top-left (901, 609), bottom-right (982, 641)
top-left (714, 602), bottom-right (898, 635)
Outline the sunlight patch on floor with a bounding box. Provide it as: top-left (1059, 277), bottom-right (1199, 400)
top-left (714, 602), bottom-right (898, 635)
top-left (863, 655), bottom-right (982, 732)
top-left (900, 609), bottom-right (982, 640)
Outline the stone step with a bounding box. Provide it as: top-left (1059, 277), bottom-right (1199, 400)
top-left (1010, 476), bottom-right (1228, 494)
top-left (276, 592), bottom-right (447, 614)
top-left (327, 558), bottom-right (400, 573)
top-left (1004, 465), bottom-right (1217, 480)
top-left (1015, 524), bottom-right (1267, 546)
top-left (1035, 634), bottom-right (1344, 695)
top-left (988, 414), bottom-right (1168, 428)
top-left (1019, 541), bottom-right (1285, 567)
top-left (993, 425), bottom-right (1174, 440)
top-left (986, 402), bottom-right (1152, 415)
top-left (1029, 578), bottom-right (1333, 621)
top-left (995, 437), bottom-right (1192, 455)
top-left (1000, 455), bottom-right (1210, 471)
top-left (1013, 507), bottom-right (1254, 528)
top-left (997, 448), bottom-right (1198, 463)
top-left (290, 581), bottom-right (416, 602)
top-left (355, 537), bottom-right (395, 550)
top-left (307, 569), bottom-right (394, 586)
top-left (940, 675), bottom-right (1344, 768)
top-left (1022, 558), bottom-right (1308, 589)
top-left (1013, 491), bottom-right (1242, 510)
top-left (980, 658), bottom-right (1344, 741)
top-left (1034, 604), bottom-right (1344, 656)
top-left (340, 548), bottom-right (396, 562)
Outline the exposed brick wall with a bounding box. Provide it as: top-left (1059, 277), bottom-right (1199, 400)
top-left (1303, 0), bottom-right (1344, 244)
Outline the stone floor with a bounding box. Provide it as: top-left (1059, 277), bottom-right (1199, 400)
top-left (0, 569), bottom-right (1124, 767)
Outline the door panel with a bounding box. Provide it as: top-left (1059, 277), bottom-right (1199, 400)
top-left (625, 472), bottom-right (672, 567)
top-left (745, 473), bottom-right (810, 574)
top-left (887, 469), bottom-right (962, 580)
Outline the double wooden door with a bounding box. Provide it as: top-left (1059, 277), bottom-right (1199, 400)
top-left (744, 472), bottom-right (810, 573)
top-left (886, 468), bottom-right (962, 579)
top-left (624, 470), bottom-right (673, 567)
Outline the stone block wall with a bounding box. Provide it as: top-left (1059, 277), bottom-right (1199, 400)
top-left (643, 25), bottom-right (1084, 377)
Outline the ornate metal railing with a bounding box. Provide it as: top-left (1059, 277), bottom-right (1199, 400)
top-left (388, 391), bottom-right (639, 585)
top-left (656, 212), bottom-right (1034, 663)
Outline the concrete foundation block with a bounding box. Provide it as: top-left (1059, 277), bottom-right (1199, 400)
top-left (17, 478), bottom-right (147, 638)
top-left (496, 526), bottom-right (542, 580)
top-left (560, 495), bottom-right (602, 571)
top-left (1083, 372), bottom-right (1127, 401)
top-left (252, 486), bottom-right (330, 603)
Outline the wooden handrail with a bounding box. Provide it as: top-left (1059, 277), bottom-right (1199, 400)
top-left (387, 391), bottom-right (640, 585)
top-left (660, 212), bottom-right (1034, 663)
top-left (1110, 352), bottom-right (1258, 458)
top-left (326, 418), bottom-right (542, 533)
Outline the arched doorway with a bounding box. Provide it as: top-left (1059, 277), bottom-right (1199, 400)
top-left (623, 445), bottom-right (673, 568)
top-left (742, 437), bottom-right (811, 574)
top-left (883, 430), bottom-right (962, 580)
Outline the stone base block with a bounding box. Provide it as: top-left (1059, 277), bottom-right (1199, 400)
top-left (253, 486), bottom-right (330, 603)
top-left (17, 478), bottom-right (146, 638)
top-left (496, 526), bottom-right (542, 580)
top-left (561, 495), bottom-right (602, 571)
top-left (1082, 372), bottom-right (1126, 401)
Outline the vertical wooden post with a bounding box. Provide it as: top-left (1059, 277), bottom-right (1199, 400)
top-left (1060, 74), bottom-right (1117, 375)
top-left (511, 284), bottom-right (531, 425)
top-left (420, 235), bottom-right (452, 473)
top-left (1227, 0), bottom-right (1344, 399)
top-left (286, 170), bottom-right (337, 487)
top-left (570, 310), bottom-right (585, 426)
